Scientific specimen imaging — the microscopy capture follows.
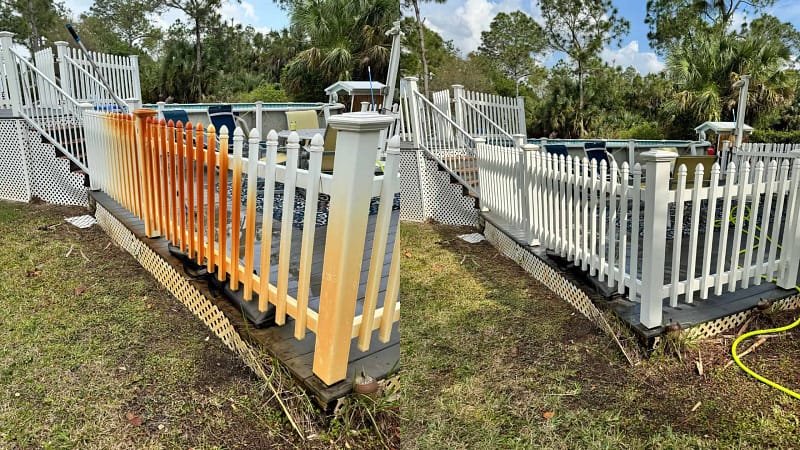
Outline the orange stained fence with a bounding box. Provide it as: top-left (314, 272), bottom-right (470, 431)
top-left (83, 108), bottom-right (400, 385)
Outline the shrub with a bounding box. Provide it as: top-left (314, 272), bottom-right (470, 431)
top-left (237, 83), bottom-right (290, 103)
top-left (750, 129), bottom-right (800, 144)
top-left (616, 122), bottom-right (665, 140)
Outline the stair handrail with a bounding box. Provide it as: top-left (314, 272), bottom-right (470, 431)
top-left (411, 89), bottom-right (476, 150)
top-left (459, 96), bottom-right (521, 148)
top-left (411, 90), bottom-right (480, 197)
top-left (7, 46), bottom-right (90, 172)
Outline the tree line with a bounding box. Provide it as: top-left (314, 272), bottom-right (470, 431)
top-left (0, 0), bottom-right (399, 104)
top-left (402, 0), bottom-right (800, 141)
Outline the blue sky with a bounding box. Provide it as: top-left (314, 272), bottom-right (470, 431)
top-left (415, 0), bottom-right (800, 74)
top-left (68, 0), bottom-right (290, 35)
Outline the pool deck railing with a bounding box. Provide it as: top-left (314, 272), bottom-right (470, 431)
top-left (83, 108), bottom-right (401, 385)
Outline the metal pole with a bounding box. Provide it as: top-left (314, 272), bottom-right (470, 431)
top-left (65, 23), bottom-right (127, 111)
top-left (734, 75), bottom-right (750, 150)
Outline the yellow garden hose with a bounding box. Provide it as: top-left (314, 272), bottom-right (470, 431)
top-left (713, 204), bottom-right (800, 399)
top-left (731, 315), bottom-right (800, 400)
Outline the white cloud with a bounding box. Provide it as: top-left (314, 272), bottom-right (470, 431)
top-left (601, 40), bottom-right (664, 74)
top-left (421, 0), bottom-right (527, 55)
top-left (219, 1), bottom-right (258, 24)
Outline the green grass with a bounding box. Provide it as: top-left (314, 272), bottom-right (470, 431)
top-left (400, 221), bottom-right (800, 449)
top-left (0, 201), bottom-right (395, 449)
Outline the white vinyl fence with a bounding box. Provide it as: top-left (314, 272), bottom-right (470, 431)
top-left (477, 142), bottom-right (800, 328)
top-left (55, 41), bottom-right (141, 106)
top-left (400, 77), bottom-right (480, 194)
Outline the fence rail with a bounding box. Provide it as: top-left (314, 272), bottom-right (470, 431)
top-left (477, 141), bottom-right (800, 328)
top-left (84, 109), bottom-right (401, 385)
top-left (459, 87), bottom-right (525, 137)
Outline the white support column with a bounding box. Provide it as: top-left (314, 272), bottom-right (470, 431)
top-left (778, 151), bottom-right (800, 289)
top-left (639, 150), bottom-right (677, 329)
top-left (452, 84), bottom-right (465, 131)
top-left (255, 101), bottom-right (263, 137)
top-left (627, 140), bottom-right (636, 168)
top-left (156, 101), bottom-right (165, 120)
top-left (313, 111), bottom-right (395, 385)
top-left (129, 54), bottom-right (141, 102)
top-left (0, 32), bottom-right (22, 116)
top-left (516, 96), bottom-right (526, 136)
top-left (54, 41), bottom-right (72, 99)
top-left (522, 143), bottom-right (539, 245)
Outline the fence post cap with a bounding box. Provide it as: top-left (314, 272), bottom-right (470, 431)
top-left (452, 84), bottom-right (464, 89)
top-left (327, 111), bottom-right (394, 132)
top-left (639, 150), bottom-right (678, 163)
top-left (523, 144), bottom-right (539, 151)
top-left (403, 76), bottom-right (419, 82)
top-left (0, 31), bottom-right (15, 39)
top-left (474, 136), bottom-right (487, 144)
top-left (53, 40), bottom-right (68, 47)
top-left (78, 102), bottom-right (93, 110)
top-left (387, 135), bottom-right (401, 155)
top-left (308, 134), bottom-right (324, 152)
top-left (133, 108), bottom-right (157, 118)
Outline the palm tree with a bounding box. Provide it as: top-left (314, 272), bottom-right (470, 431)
top-left (402, 0), bottom-right (447, 97)
top-left (282, 0), bottom-right (399, 101)
top-left (665, 29), bottom-right (795, 127)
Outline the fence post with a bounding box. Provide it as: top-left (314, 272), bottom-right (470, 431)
top-left (639, 150), bottom-right (677, 329)
top-left (156, 101), bottom-right (165, 120)
top-left (313, 111), bottom-right (395, 385)
top-left (473, 137), bottom-right (491, 214)
top-left (79, 103), bottom-right (99, 190)
top-left (0, 32), bottom-right (22, 116)
top-left (452, 84), bottom-right (465, 130)
top-left (778, 151), bottom-right (800, 288)
top-left (133, 108), bottom-right (157, 237)
top-left (129, 54), bottom-right (141, 101)
top-left (53, 41), bottom-right (73, 99)
top-left (516, 96), bottom-right (526, 136)
top-left (255, 101), bottom-right (263, 138)
top-left (404, 76), bottom-right (432, 219)
top-left (522, 143), bottom-right (539, 245)
top-left (627, 139), bottom-right (636, 167)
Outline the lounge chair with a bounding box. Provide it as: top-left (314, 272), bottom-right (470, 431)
top-left (543, 144), bottom-right (568, 157)
top-left (672, 155), bottom-right (717, 188)
top-left (321, 126), bottom-right (338, 172)
top-left (208, 105), bottom-right (249, 147)
top-left (285, 110), bottom-right (319, 130)
top-left (162, 109), bottom-right (190, 127)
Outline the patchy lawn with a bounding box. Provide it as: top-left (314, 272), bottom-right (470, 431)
top-left (0, 201), bottom-right (395, 449)
top-left (400, 221), bottom-right (800, 449)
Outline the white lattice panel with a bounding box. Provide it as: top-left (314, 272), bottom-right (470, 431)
top-left (0, 120), bottom-right (32, 202)
top-left (23, 126), bottom-right (87, 206)
top-left (484, 221), bottom-right (641, 365)
top-left (423, 158), bottom-right (479, 226)
top-left (400, 150), bottom-right (425, 222)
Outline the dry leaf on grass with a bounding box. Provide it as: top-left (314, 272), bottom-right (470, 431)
top-left (26, 268), bottom-right (42, 277)
top-left (74, 284), bottom-right (87, 296)
top-left (543, 411), bottom-right (555, 420)
top-left (404, 251), bottom-right (412, 258)
top-left (125, 412), bottom-right (142, 427)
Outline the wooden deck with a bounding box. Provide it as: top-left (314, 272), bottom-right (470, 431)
top-left (484, 212), bottom-right (798, 338)
top-left (90, 190), bottom-right (399, 405)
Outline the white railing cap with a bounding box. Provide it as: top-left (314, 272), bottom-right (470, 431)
top-left (639, 150), bottom-right (679, 163)
top-left (327, 111), bottom-right (394, 132)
